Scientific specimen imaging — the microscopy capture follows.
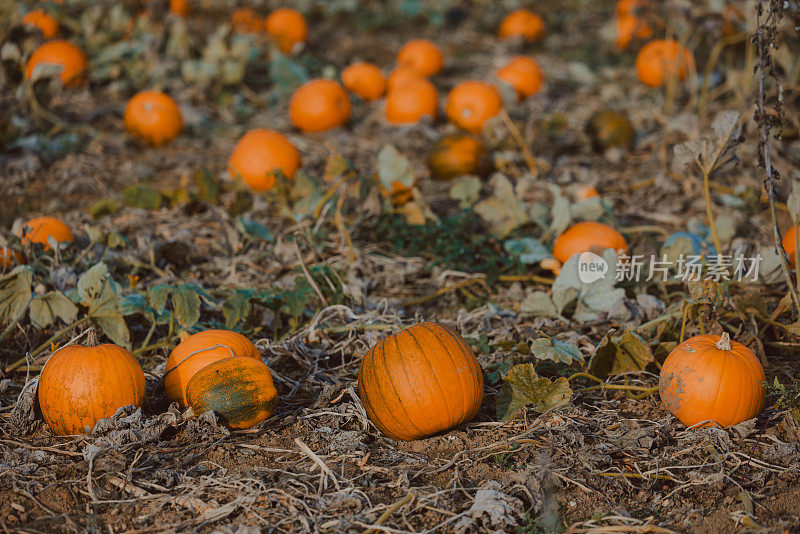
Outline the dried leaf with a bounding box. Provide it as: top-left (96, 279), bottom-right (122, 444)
top-left (519, 291), bottom-right (558, 318)
top-left (588, 329), bottom-right (654, 378)
top-left (0, 266), bottom-right (32, 324)
top-left (551, 249), bottom-right (625, 320)
top-left (29, 292), bottom-right (78, 329)
top-left (449, 176), bottom-right (482, 209)
top-left (496, 363), bottom-right (572, 420)
top-left (474, 174), bottom-right (529, 237)
top-left (529, 336), bottom-right (584, 364)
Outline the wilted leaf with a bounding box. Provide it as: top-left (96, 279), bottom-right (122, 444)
top-left (711, 110), bottom-right (741, 144)
top-left (504, 237), bottom-right (550, 264)
top-left (222, 289), bottom-right (254, 329)
top-left (530, 336), bottom-right (584, 364)
top-left (77, 263), bottom-right (110, 304)
top-left (551, 249), bottom-right (625, 320)
top-left (122, 183), bottom-right (161, 210)
top-left (147, 285), bottom-right (173, 314)
top-left (544, 185), bottom-right (571, 241)
top-left (474, 174), bottom-right (529, 237)
top-left (172, 285), bottom-right (202, 328)
top-left (588, 329), bottom-right (654, 378)
top-left (89, 198), bottom-right (120, 219)
top-left (449, 176), bottom-right (482, 209)
top-left (788, 179), bottom-right (800, 225)
top-left (496, 363), bottom-right (572, 420)
top-left (0, 266), bottom-right (33, 324)
top-left (377, 144), bottom-right (415, 190)
top-left (195, 167), bottom-right (219, 204)
top-left (29, 292), bottom-right (78, 329)
top-left (519, 291), bottom-right (558, 318)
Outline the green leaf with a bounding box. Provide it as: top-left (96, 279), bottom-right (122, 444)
top-left (0, 266), bottom-right (33, 324)
top-left (283, 278), bottom-right (312, 319)
top-left (195, 167), bottom-right (220, 204)
top-left (222, 289), bottom-right (254, 329)
top-left (147, 285), bottom-right (173, 314)
top-left (588, 329), bottom-right (655, 379)
top-left (504, 238), bottom-right (551, 264)
top-left (89, 198), bottom-right (120, 219)
top-left (448, 176), bottom-right (482, 209)
top-left (29, 292), bottom-right (78, 329)
top-left (529, 336), bottom-right (584, 364)
top-left (172, 285), bottom-right (202, 328)
top-left (496, 363), bottom-right (572, 421)
top-left (122, 183), bottom-right (162, 210)
top-left (236, 217), bottom-right (273, 241)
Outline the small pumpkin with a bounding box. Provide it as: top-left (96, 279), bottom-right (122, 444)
top-left (124, 91), bottom-right (183, 147)
top-left (445, 81), bottom-right (502, 134)
top-left (341, 62), bottom-right (386, 101)
top-left (264, 8), bottom-right (307, 54)
top-left (228, 129), bottom-right (301, 192)
top-left (396, 39), bottom-right (443, 77)
top-left (358, 322), bottom-right (484, 441)
top-left (164, 329), bottom-right (261, 407)
top-left (498, 9), bottom-right (545, 42)
top-left (379, 179), bottom-right (416, 206)
top-left (22, 10), bottom-right (59, 39)
top-left (231, 8), bottom-right (263, 34)
top-left (585, 110), bottom-right (634, 151)
top-left (289, 79), bottom-right (351, 133)
top-left (614, 0), bottom-right (654, 49)
top-left (781, 225), bottom-right (800, 267)
top-left (186, 356), bottom-right (277, 429)
top-left (386, 66), bottom-right (425, 93)
top-left (496, 56), bottom-right (543, 101)
top-left (38, 329), bottom-right (145, 435)
top-left (0, 248), bottom-right (26, 272)
top-left (169, 0), bottom-right (189, 16)
top-left (635, 39), bottom-right (694, 88)
top-left (19, 216), bottom-right (73, 250)
top-left (659, 333), bottom-right (766, 428)
top-left (552, 221), bottom-right (627, 264)
top-left (25, 40), bottom-right (87, 87)
top-left (427, 133), bottom-right (490, 180)
top-left (572, 185), bottom-right (600, 202)
top-left (385, 78), bottom-right (438, 125)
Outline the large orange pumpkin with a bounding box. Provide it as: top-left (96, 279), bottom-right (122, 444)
top-left (341, 62), bottom-right (386, 101)
top-left (19, 216), bottom-right (73, 250)
top-left (396, 39), bottom-right (443, 77)
top-left (228, 129), bottom-right (301, 192)
top-left (445, 81), bottom-right (502, 133)
top-left (552, 221), bottom-right (627, 264)
top-left (289, 79), bottom-right (351, 133)
top-left (25, 40), bottom-right (87, 87)
top-left (164, 330), bottom-right (261, 407)
top-left (659, 333), bottom-right (766, 428)
top-left (427, 133), bottom-right (490, 180)
top-left (635, 39), bottom-right (694, 88)
top-left (22, 10), bottom-right (59, 39)
top-left (385, 78), bottom-right (438, 125)
top-left (186, 356), bottom-right (277, 429)
top-left (124, 91), bottom-right (183, 146)
top-left (498, 9), bottom-right (545, 42)
top-left (38, 329), bottom-right (145, 435)
top-left (496, 56), bottom-right (543, 101)
top-left (358, 322), bottom-right (484, 441)
top-left (264, 8), bottom-right (307, 54)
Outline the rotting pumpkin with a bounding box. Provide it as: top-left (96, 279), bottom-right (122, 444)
top-left (659, 333), bottom-right (765, 428)
top-left (38, 329), bottom-right (145, 436)
top-left (164, 329), bottom-right (262, 408)
top-left (357, 322), bottom-right (484, 441)
top-left (186, 356), bottom-right (277, 429)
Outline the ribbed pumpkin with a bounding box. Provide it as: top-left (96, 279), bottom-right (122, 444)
top-left (19, 216), bottom-right (73, 250)
top-left (552, 222), bottom-right (627, 264)
top-left (38, 329), bottom-right (145, 435)
top-left (659, 333), bottom-right (766, 428)
top-left (124, 91), bottom-right (184, 146)
top-left (164, 330), bottom-right (261, 407)
top-left (358, 322), bottom-right (484, 441)
top-left (428, 133), bottom-right (490, 180)
top-left (186, 356), bottom-right (277, 429)
top-left (585, 110), bottom-right (634, 151)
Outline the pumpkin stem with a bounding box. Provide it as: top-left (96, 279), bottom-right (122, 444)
top-left (716, 332), bottom-right (732, 351)
top-left (85, 328), bottom-right (99, 347)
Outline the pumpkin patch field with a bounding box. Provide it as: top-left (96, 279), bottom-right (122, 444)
top-left (4, 0), bottom-right (800, 532)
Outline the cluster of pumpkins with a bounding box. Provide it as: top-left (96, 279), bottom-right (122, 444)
top-left (35, 320), bottom-right (766, 439)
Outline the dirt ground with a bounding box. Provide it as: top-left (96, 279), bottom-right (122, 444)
top-left (2, 0), bottom-right (800, 532)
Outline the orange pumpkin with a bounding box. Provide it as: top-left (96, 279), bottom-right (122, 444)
top-left (124, 91), bottom-right (183, 147)
top-left (19, 216), bottom-right (73, 250)
top-left (782, 225), bottom-right (800, 267)
top-left (659, 333), bottom-right (766, 428)
top-left (164, 329), bottom-right (261, 407)
top-left (496, 56), bottom-right (543, 101)
top-left (25, 40), bottom-right (87, 87)
top-left (427, 133), bottom-right (490, 180)
top-left (552, 222), bottom-right (627, 263)
top-left (379, 179), bottom-right (415, 206)
top-left (22, 10), bottom-right (59, 39)
top-left (228, 129), bottom-right (301, 192)
top-left (396, 39), bottom-right (443, 77)
top-left (186, 356), bottom-right (277, 429)
top-left (635, 39), bottom-right (694, 88)
top-left (573, 185), bottom-right (600, 202)
top-left (614, 0), bottom-right (654, 49)
top-left (289, 79), bottom-right (351, 133)
top-left (341, 62), bottom-right (386, 101)
top-left (386, 66), bottom-right (425, 93)
top-left (585, 110), bottom-right (634, 151)
top-left (169, 0), bottom-right (189, 16)
top-left (231, 8), bottom-right (263, 34)
top-left (38, 329), bottom-right (145, 435)
top-left (0, 248), bottom-right (25, 272)
top-left (264, 8), bottom-right (307, 54)
top-left (499, 9), bottom-right (545, 42)
top-left (385, 78), bottom-right (438, 125)
top-left (358, 322), bottom-right (484, 441)
top-left (445, 81), bottom-right (502, 133)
